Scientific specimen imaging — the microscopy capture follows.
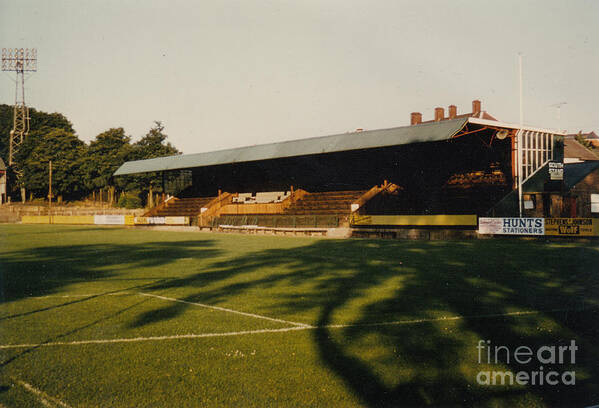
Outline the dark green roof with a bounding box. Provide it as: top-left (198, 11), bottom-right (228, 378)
top-left (564, 161), bottom-right (599, 190)
top-left (114, 118), bottom-right (468, 176)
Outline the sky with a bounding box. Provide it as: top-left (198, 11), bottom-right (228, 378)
top-left (1, 0), bottom-right (598, 154)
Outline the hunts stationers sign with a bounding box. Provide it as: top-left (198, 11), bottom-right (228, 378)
top-left (478, 218), bottom-right (544, 235)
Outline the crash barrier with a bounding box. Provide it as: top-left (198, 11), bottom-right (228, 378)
top-left (22, 215), bottom-right (190, 226)
top-left (208, 214), bottom-right (342, 228)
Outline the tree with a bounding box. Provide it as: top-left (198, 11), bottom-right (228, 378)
top-left (120, 122), bottom-right (180, 195)
top-left (1, 107), bottom-right (184, 203)
top-left (131, 121), bottom-right (179, 160)
top-left (16, 128), bottom-right (87, 200)
top-left (0, 104), bottom-right (73, 165)
top-left (83, 127), bottom-right (132, 192)
top-left (29, 110), bottom-right (74, 133)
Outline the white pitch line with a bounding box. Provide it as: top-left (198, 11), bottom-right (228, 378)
top-left (0, 326), bottom-right (310, 349)
top-left (14, 378), bottom-right (72, 408)
top-left (322, 308), bottom-right (566, 329)
top-left (139, 292), bottom-right (310, 327)
top-left (1, 307), bottom-right (593, 350)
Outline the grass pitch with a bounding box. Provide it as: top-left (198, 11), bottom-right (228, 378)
top-left (0, 225), bottom-right (598, 407)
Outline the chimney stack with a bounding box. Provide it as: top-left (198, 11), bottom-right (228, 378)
top-left (472, 100), bottom-right (481, 115)
top-left (434, 107), bottom-right (444, 122)
top-left (448, 105), bottom-right (457, 119)
top-left (410, 112), bottom-right (422, 125)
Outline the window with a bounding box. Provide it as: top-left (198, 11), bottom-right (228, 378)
top-left (523, 194), bottom-right (536, 210)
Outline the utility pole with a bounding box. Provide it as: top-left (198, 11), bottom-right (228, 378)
top-left (2, 48), bottom-right (37, 202)
top-left (48, 160), bottom-right (52, 208)
top-left (550, 102), bottom-right (567, 132)
top-left (517, 53), bottom-right (523, 218)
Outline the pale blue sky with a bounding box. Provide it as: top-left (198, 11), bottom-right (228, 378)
top-left (1, 0), bottom-right (597, 154)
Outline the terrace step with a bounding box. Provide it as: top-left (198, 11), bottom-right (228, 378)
top-left (152, 197), bottom-right (215, 217)
top-left (284, 190), bottom-right (366, 216)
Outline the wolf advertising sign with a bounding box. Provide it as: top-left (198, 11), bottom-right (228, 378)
top-left (544, 218), bottom-right (594, 236)
top-left (478, 218), bottom-right (544, 235)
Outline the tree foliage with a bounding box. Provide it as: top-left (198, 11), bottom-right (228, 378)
top-left (0, 104), bottom-right (73, 165)
top-left (117, 191), bottom-right (142, 209)
top-left (84, 127), bottom-right (132, 191)
top-left (132, 121), bottom-right (179, 160)
top-left (16, 128), bottom-right (87, 200)
top-left (120, 121), bottom-right (181, 193)
top-left (0, 104), bottom-right (181, 202)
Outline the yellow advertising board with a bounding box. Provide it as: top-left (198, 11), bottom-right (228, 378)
top-left (22, 215), bottom-right (50, 224)
top-left (134, 217), bottom-right (148, 225)
top-left (350, 214), bottom-right (477, 227)
top-left (52, 215), bottom-right (95, 224)
top-left (544, 218), bottom-right (595, 236)
top-left (165, 216), bottom-right (189, 225)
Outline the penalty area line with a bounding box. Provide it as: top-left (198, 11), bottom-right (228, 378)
top-left (0, 326), bottom-right (310, 349)
top-left (1, 306), bottom-right (594, 350)
top-left (13, 378), bottom-right (72, 408)
top-left (139, 292), bottom-right (310, 327)
top-left (322, 307), bottom-right (589, 329)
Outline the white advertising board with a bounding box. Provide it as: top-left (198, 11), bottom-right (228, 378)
top-left (94, 215), bottom-right (125, 225)
top-left (164, 216), bottom-right (188, 225)
top-left (134, 216), bottom-right (189, 225)
top-left (478, 218), bottom-right (544, 235)
top-left (147, 217), bottom-right (166, 225)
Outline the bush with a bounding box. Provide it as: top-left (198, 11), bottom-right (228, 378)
top-left (117, 191), bottom-right (142, 209)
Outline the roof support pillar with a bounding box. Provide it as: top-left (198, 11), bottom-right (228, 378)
top-left (516, 129), bottom-right (523, 217)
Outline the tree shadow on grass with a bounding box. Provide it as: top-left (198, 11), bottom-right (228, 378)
top-left (3, 226), bottom-right (120, 236)
top-left (0, 237), bottom-right (221, 369)
top-left (0, 239), bottom-right (220, 304)
top-left (0, 296), bottom-right (152, 368)
top-left (137, 238), bottom-right (599, 407)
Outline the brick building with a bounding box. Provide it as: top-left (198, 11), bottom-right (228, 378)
top-left (564, 161), bottom-right (599, 217)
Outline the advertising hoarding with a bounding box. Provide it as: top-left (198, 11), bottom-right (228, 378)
top-left (478, 218), bottom-right (544, 235)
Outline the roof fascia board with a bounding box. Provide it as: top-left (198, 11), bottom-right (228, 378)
top-left (468, 117), bottom-right (566, 135)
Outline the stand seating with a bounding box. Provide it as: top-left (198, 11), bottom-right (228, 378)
top-left (152, 197), bottom-right (215, 217)
top-left (284, 190), bottom-right (366, 215)
top-left (232, 191), bottom-right (290, 204)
